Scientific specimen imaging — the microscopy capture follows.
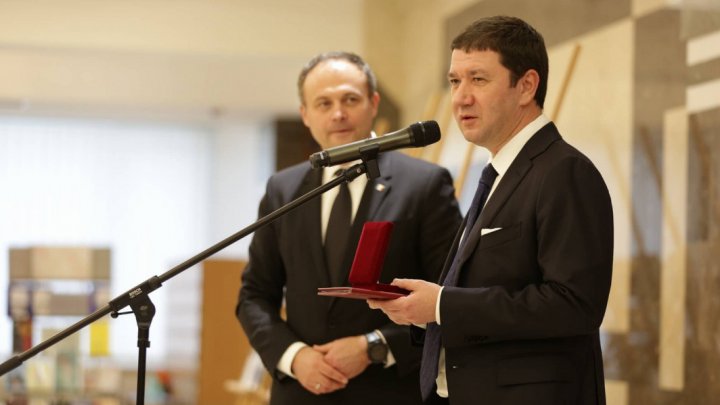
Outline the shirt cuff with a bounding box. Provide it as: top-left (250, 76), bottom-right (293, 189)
top-left (435, 286), bottom-right (444, 325)
top-left (277, 341), bottom-right (308, 378)
top-left (374, 330), bottom-right (396, 367)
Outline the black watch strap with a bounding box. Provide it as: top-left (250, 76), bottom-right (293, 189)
top-left (365, 331), bottom-right (388, 364)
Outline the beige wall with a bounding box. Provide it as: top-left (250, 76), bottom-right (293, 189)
top-left (0, 0), bottom-right (364, 119)
top-left (0, 0), bottom-right (477, 124)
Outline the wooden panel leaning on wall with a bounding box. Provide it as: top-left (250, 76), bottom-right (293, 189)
top-left (199, 259), bottom-right (271, 405)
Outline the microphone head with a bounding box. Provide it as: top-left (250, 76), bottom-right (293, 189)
top-left (309, 150), bottom-right (328, 169)
top-left (409, 121), bottom-right (441, 147)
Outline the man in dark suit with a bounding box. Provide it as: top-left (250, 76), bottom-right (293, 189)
top-left (369, 16), bottom-right (614, 405)
top-left (236, 51), bottom-right (462, 405)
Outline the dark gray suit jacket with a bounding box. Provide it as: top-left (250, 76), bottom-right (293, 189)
top-left (237, 151), bottom-right (461, 405)
top-left (437, 123), bottom-right (613, 404)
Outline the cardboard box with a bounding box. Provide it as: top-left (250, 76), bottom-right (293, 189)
top-left (9, 247), bottom-right (110, 280)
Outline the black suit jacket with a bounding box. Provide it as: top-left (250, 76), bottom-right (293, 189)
top-left (437, 123), bottom-right (613, 405)
top-left (237, 151), bottom-right (461, 405)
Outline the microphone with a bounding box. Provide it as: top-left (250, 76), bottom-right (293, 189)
top-left (309, 120), bottom-right (441, 168)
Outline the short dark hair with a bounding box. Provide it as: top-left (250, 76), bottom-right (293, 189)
top-left (451, 16), bottom-right (548, 108)
top-left (297, 51), bottom-right (378, 105)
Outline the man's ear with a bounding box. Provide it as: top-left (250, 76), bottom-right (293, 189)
top-left (518, 69), bottom-right (540, 107)
top-left (300, 104), bottom-right (309, 127)
top-left (370, 92), bottom-right (380, 117)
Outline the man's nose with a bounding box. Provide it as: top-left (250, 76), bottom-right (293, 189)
top-left (452, 83), bottom-right (474, 107)
top-left (331, 104), bottom-right (348, 120)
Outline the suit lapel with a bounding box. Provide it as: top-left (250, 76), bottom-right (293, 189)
top-left (344, 154), bottom-right (394, 279)
top-left (437, 218), bottom-right (466, 284)
top-left (457, 123), bottom-right (561, 265)
top-left (357, 153), bottom-right (393, 221)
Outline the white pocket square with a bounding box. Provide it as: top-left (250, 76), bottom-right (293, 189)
top-left (481, 227), bottom-right (502, 236)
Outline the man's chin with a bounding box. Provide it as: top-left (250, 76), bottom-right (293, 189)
top-left (460, 129), bottom-right (485, 146)
top-left (329, 132), bottom-right (363, 146)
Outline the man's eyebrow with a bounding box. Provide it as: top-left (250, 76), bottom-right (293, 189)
top-left (311, 96), bottom-right (330, 103)
top-left (447, 68), bottom-right (489, 79)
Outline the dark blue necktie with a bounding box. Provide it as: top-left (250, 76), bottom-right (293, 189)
top-left (419, 163), bottom-right (498, 400)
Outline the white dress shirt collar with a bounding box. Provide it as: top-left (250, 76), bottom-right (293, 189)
top-left (489, 113), bottom-right (551, 178)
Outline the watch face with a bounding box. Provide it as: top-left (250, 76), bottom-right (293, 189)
top-left (369, 342), bottom-right (388, 363)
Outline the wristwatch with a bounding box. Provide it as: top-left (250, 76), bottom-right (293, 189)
top-left (365, 331), bottom-right (388, 364)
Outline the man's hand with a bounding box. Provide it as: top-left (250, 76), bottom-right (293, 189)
top-left (314, 335), bottom-right (370, 379)
top-left (291, 346), bottom-right (348, 395)
top-left (367, 278), bottom-right (441, 325)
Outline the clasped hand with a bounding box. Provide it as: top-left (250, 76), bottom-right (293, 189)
top-left (292, 335), bottom-right (369, 395)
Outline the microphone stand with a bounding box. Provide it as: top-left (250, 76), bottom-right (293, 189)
top-left (0, 146), bottom-right (381, 404)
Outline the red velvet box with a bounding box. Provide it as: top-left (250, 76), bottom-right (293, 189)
top-left (317, 221), bottom-right (409, 300)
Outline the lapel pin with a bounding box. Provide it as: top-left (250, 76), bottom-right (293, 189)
top-left (375, 184), bottom-right (386, 192)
